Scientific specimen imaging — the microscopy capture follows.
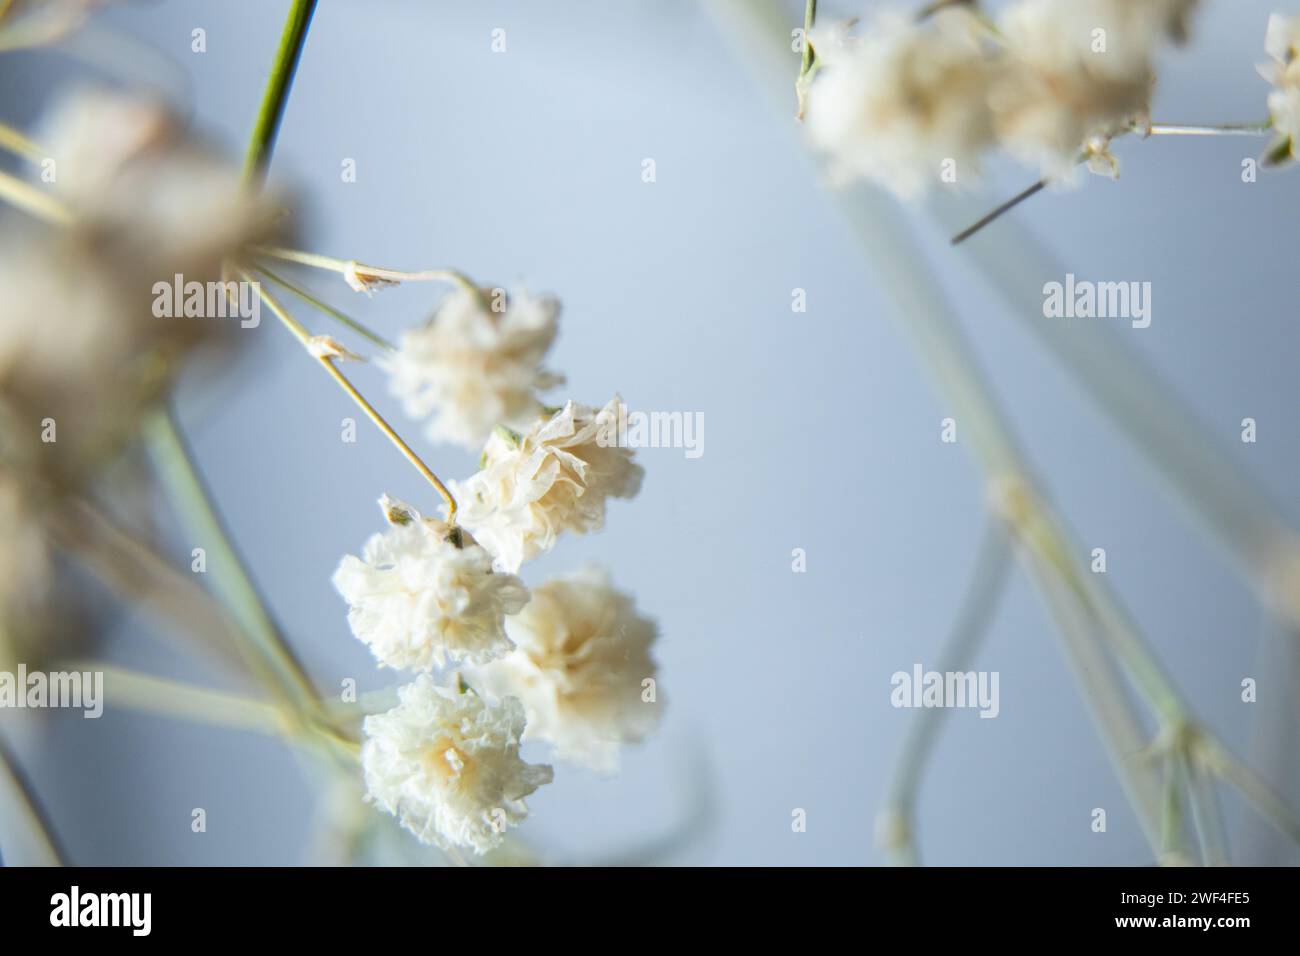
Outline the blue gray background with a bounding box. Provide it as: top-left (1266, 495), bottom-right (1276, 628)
top-left (1, 0), bottom-right (1297, 865)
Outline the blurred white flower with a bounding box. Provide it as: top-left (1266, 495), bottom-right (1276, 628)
top-left (361, 675), bottom-right (553, 854)
top-left (38, 88), bottom-right (284, 263)
top-left (452, 397), bottom-right (644, 573)
top-left (0, 89), bottom-right (284, 489)
top-left (476, 567), bottom-right (662, 772)
top-left (804, 8), bottom-right (997, 197)
top-left (990, 0), bottom-right (1158, 179)
top-left (383, 286), bottom-right (563, 449)
top-left (1261, 13), bottom-right (1300, 165)
top-left (332, 496), bottom-right (528, 670)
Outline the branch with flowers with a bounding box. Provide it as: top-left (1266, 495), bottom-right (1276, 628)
top-left (0, 0), bottom-right (667, 865)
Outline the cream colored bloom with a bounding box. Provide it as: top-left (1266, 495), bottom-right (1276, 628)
top-left (383, 286), bottom-right (563, 449)
top-left (476, 568), bottom-right (661, 771)
top-left (361, 675), bottom-right (553, 854)
top-left (452, 397), bottom-right (644, 573)
top-left (804, 9), bottom-right (998, 197)
top-left (990, 0), bottom-right (1157, 179)
top-left (332, 497), bottom-right (528, 670)
top-left (1261, 14), bottom-right (1300, 164)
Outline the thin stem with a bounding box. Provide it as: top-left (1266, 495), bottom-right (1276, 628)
top-left (78, 662), bottom-right (289, 736)
top-left (799, 0), bottom-right (816, 74)
top-left (144, 409), bottom-right (322, 720)
top-left (951, 120), bottom-right (1270, 244)
top-left (246, 274), bottom-right (459, 521)
top-left (243, 0), bottom-right (318, 185)
top-left (795, 0), bottom-right (818, 119)
top-left (1182, 753), bottom-right (1228, 866)
top-left (0, 167), bottom-right (70, 224)
top-left (1147, 122), bottom-right (1271, 137)
top-left (0, 119), bottom-right (42, 160)
top-left (50, 498), bottom-right (249, 675)
top-left (1199, 736), bottom-right (1300, 843)
top-left (0, 729), bottom-right (68, 866)
top-left (254, 244), bottom-right (479, 295)
top-left (1161, 753), bottom-right (1186, 862)
top-left (880, 517), bottom-right (1011, 865)
top-left (950, 177), bottom-right (1046, 245)
top-left (254, 264), bottom-right (395, 351)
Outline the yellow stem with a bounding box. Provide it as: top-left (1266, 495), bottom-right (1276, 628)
top-left (0, 119), bottom-right (42, 161)
top-left (244, 270), bottom-right (458, 521)
top-left (0, 167), bottom-right (69, 224)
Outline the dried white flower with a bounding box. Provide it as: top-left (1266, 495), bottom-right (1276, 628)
top-left (1261, 13), bottom-right (1300, 165)
top-left (452, 397), bottom-right (644, 573)
top-left (476, 567), bottom-right (662, 772)
top-left (804, 9), bottom-right (998, 197)
top-left (332, 497), bottom-right (529, 671)
top-left (361, 675), bottom-right (552, 854)
top-left (383, 286), bottom-right (563, 449)
top-left (990, 0), bottom-right (1158, 179)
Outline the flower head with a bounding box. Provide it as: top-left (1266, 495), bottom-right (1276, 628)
top-left (452, 397), bottom-right (644, 573)
top-left (332, 496), bottom-right (529, 671)
top-left (383, 286), bottom-right (563, 449)
top-left (1261, 14), bottom-right (1300, 165)
top-left (990, 0), bottom-right (1158, 179)
top-left (476, 567), bottom-right (662, 772)
top-left (805, 8), bottom-right (998, 197)
top-left (361, 675), bottom-right (553, 854)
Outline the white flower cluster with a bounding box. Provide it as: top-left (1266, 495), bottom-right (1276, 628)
top-left (382, 286), bottom-right (564, 449)
top-left (336, 293), bottom-right (660, 855)
top-left (804, 0), bottom-right (1201, 195)
top-left (360, 675), bottom-right (553, 855)
top-left (452, 396), bottom-right (644, 574)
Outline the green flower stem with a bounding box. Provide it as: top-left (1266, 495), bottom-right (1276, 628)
top-left (144, 409), bottom-right (322, 726)
top-left (242, 0), bottom-right (317, 186)
top-left (880, 518), bottom-right (1012, 865)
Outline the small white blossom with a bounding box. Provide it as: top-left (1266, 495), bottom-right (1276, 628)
top-left (332, 497), bottom-right (529, 670)
top-left (452, 397), bottom-right (644, 573)
top-left (476, 567), bottom-right (662, 772)
top-left (804, 9), bottom-right (998, 198)
top-left (383, 286), bottom-right (563, 449)
top-left (361, 675), bottom-right (552, 854)
top-left (1261, 14), bottom-right (1300, 164)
